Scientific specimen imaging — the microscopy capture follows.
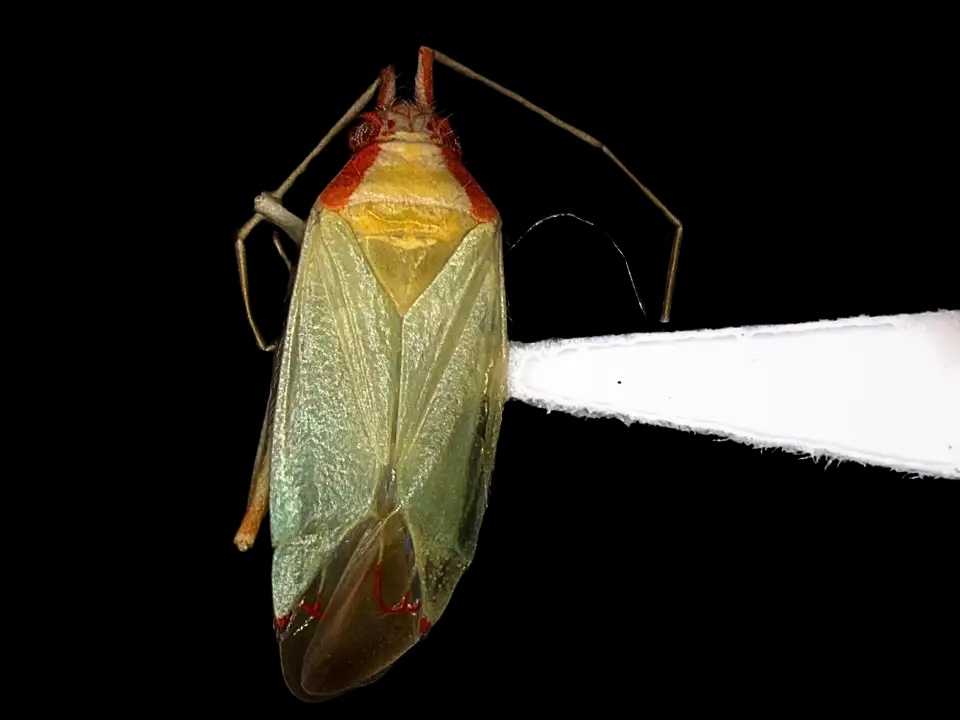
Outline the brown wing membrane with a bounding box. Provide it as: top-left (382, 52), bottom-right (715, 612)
top-left (279, 512), bottom-right (422, 702)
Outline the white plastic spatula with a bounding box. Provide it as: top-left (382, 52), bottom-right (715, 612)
top-left (507, 311), bottom-right (959, 479)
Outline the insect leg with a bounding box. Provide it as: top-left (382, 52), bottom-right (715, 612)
top-left (253, 193), bottom-right (306, 246)
top-left (271, 230), bottom-right (299, 302)
top-left (430, 49), bottom-right (683, 323)
top-left (235, 77), bottom-right (382, 350)
top-left (234, 350), bottom-right (283, 551)
top-left (233, 416), bottom-right (270, 551)
top-left (273, 232), bottom-right (293, 273)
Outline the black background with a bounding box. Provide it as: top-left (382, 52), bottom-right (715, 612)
top-left (148, 27), bottom-right (957, 710)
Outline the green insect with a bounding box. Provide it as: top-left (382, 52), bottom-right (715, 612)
top-left (233, 47), bottom-right (682, 701)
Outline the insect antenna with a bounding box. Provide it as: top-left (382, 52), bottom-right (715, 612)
top-left (506, 212), bottom-right (648, 323)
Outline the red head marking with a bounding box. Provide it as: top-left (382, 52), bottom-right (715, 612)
top-left (376, 66), bottom-right (397, 109)
top-left (335, 49), bottom-right (460, 157)
top-left (415, 47), bottom-right (435, 108)
top-left (318, 48), bottom-right (497, 222)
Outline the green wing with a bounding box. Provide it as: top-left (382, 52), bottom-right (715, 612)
top-left (269, 209), bottom-right (506, 623)
top-left (270, 210), bottom-right (401, 617)
top-left (394, 221), bottom-right (507, 621)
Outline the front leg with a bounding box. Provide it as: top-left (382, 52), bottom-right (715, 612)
top-left (234, 78), bottom-right (382, 351)
top-left (235, 195), bottom-right (306, 352)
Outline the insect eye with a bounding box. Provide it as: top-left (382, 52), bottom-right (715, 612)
top-left (349, 114), bottom-right (382, 152)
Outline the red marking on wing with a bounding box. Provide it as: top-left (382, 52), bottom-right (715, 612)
top-left (318, 144), bottom-right (382, 210)
top-left (299, 594), bottom-right (324, 618)
top-left (418, 615), bottom-right (432, 636)
top-left (374, 563), bottom-right (421, 615)
top-left (416, 47), bottom-right (434, 107)
top-left (274, 612), bottom-right (292, 634)
top-left (442, 148), bottom-right (498, 222)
